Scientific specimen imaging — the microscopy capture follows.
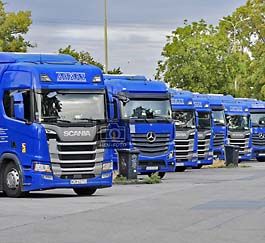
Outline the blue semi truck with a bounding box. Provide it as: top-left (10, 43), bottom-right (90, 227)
top-left (192, 96), bottom-right (214, 168)
top-left (0, 53), bottom-right (113, 197)
top-left (236, 99), bottom-right (265, 161)
top-left (223, 98), bottom-right (252, 161)
top-left (207, 95), bottom-right (228, 160)
top-left (170, 89), bottom-right (198, 172)
top-left (104, 75), bottom-right (175, 178)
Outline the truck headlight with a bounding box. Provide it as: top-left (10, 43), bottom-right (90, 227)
top-left (102, 162), bottom-right (113, 171)
top-left (33, 163), bottom-right (52, 173)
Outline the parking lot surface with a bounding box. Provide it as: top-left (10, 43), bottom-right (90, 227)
top-left (0, 161), bottom-right (265, 243)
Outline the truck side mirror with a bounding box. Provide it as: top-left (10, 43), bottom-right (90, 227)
top-left (13, 92), bottom-right (25, 121)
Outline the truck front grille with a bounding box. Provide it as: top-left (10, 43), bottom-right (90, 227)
top-left (213, 133), bottom-right (225, 148)
top-left (228, 133), bottom-right (250, 156)
top-left (252, 134), bottom-right (265, 147)
top-left (48, 140), bottom-right (103, 179)
top-left (174, 133), bottom-right (195, 162)
top-left (198, 133), bottom-right (211, 160)
top-left (131, 133), bottom-right (170, 156)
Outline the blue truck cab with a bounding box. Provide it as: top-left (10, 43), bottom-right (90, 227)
top-left (104, 75), bottom-right (175, 178)
top-left (207, 94), bottom-right (228, 160)
top-left (223, 98), bottom-right (252, 161)
top-left (192, 95), bottom-right (214, 167)
top-left (0, 53), bottom-right (113, 197)
top-left (237, 99), bottom-right (265, 161)
top-left (169, 89), bottom-right (198, 172)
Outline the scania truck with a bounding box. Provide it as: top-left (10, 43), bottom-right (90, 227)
top-left (223, 98), bottom-right (252, 161)
top-left (170, 89), bottom-right (198, 172)
top-left (192, 96), bottom-right (214, 168)
top-left (0, 53), bottom-right (113, 197)
top-left (104, 75), bottom-right (175, 178)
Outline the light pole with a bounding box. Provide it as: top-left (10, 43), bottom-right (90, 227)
top-left (104, 0), bottom-right (108, 73)
top-left (219, 17), bottom-right (250, 92)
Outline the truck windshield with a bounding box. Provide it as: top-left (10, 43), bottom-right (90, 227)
top-left (212, 110), bottom-right (226, 126)
top-left (172, 110), bottom-right (196, 128)
top-left (197, 112), bottom-right (211, 129)
top-left (226, 115), bottom-right (250, 131)
top-left (36, 91), bottom-right (105, 123)
top-left (251, 112), bottom-right (265, 127)
top-left (122, 99), bottom-right (171, 120)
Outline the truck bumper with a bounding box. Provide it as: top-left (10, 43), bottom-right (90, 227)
top-left (22, 170), bottom-right (113, 192)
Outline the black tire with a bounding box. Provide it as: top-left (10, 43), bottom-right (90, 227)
top-left (3, 162), bottom-right (27, 198)
top-left (158, 172), bottom-right (166, 179)
top-left (175, 166), bottom-right (186, 172)
top-left (192, 165), bottom-right (203, 169)
top-left (73, 187), bottom-right (97, 196)
top-left (257, 157), bottom-right (265, 162)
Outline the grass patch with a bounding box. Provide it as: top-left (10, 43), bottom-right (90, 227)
top-left (144, 172), bottom-right (162, 184)
top-left (239, 165), bottom-right (251, 168)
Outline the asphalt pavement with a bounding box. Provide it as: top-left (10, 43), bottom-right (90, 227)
top-left (0, 160), bottom-right (265, 243)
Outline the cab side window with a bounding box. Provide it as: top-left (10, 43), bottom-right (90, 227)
top-left (3, 89), bottom-right (31, 121)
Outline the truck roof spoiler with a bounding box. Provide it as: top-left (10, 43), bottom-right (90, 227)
top-left (0, 52), bottom-right (77, 64)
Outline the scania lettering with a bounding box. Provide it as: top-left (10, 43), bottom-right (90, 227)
top-left (0, 53), bottom-right (112, 197)
top-left (104, 75), bottom-right (175, 179)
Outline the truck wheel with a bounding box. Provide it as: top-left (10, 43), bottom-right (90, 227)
top-left (73, 187), bottom-right (97, 196)
top-left (3, 162), bottom-right (27, 198)
top-left (175, 166), bottom-right (186, 172)
top-left (192, 165), bottom-right (203, 169)
top-left (257, 157), bottom-right (265, 162)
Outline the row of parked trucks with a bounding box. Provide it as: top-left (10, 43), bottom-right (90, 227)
top-left (0, 52), bottom-right (264, 197)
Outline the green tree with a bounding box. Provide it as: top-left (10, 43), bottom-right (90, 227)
top-left (59, 45), bottom-right (122, 74)
top-left (225, 0), bottom-right (265, 99)
top-left (156, 20), bottom-right (242, 95)
top-left (0, 1), bottom-right (33, 52)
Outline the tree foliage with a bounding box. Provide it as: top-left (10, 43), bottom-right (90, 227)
top-left (156, 0), bottom-right (265, 99)
top-left (58, 45), bottom-right (122, 74)
top-left (0, 1), bottom-right (33, 52)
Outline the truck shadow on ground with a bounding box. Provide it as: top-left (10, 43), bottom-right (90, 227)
top-left (0, 192), bottom-right (103, 199)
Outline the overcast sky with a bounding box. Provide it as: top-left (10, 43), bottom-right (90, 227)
top-left (5, 0), bottom-right (246, 78)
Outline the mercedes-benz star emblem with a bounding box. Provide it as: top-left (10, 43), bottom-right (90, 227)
top-left (259, 133), bottom-right (265, 139)
top-left (146, 132), bottom-right (156, 143)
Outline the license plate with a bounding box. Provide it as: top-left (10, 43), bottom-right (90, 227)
top-left (70, 179), bottom-right (88, 185)
top-left (176, 162), bottom-right (184, 166)
top-left (258, 153), bottom-right (265, 156)
top-left (146, 166), bottom-right (159, 170)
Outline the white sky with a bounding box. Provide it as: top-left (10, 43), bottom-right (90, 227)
top-left (5, 0), bottom-right (246, 78)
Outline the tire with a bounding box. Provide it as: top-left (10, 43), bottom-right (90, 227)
top-left (73, 187), bottom-right (97, 196)
top-left (192, 165), bottom-right (203, 169)
top-left (256, 157), bottom-right (265, 162)
top-left (158, 172), bottom-right (166, 179)
top-left (175, 166), bottom-right (186, 172)
top-left (3, 162), bottom-right (27, 198)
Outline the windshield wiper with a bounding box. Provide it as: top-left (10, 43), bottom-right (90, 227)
top-left (153, 115), bottom-right (172, 122)
top-left (57, 119), bottom-right (71, 123)
top-left (76, 118), bottom-right (107, 124)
